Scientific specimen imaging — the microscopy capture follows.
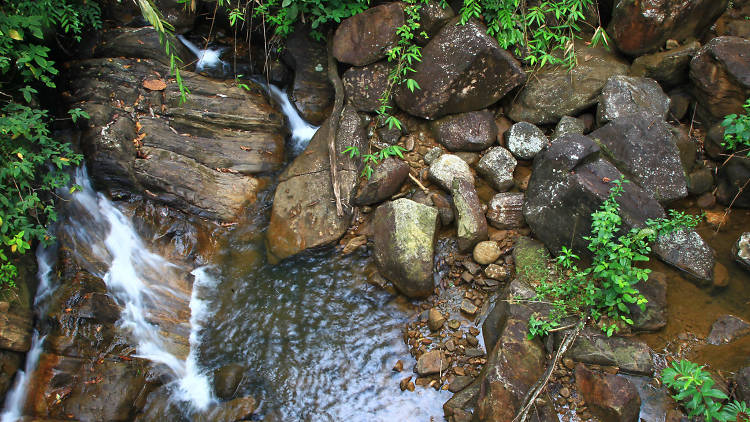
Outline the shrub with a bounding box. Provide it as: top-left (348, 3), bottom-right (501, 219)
top-left (721, 97), bottom-right (750, 156)
top-left (528, 179), bottom-right (701, 337)
top-left (661, 359), bottom-right (749, 422)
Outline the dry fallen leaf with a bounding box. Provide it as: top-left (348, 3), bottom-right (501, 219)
top-left (142, 78), bottom-right (167, 91)
top-left (135, 121), bottom-right (142, 132)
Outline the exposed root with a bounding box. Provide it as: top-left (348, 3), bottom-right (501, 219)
top-left (326, 31), bottom-right (345, 216)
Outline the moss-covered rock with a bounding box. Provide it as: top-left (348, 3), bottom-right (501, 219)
top-left (373, 199), bottom-right (438, 298)
top-left (452, 178), bottom-right (488, 252)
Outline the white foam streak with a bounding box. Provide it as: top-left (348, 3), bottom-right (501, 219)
top-left (0, 333), bottom-right (44, 422)
top-left (264, 83), bottom-right (318, 155)
top-left (177, 35), bottom-right (227, 74)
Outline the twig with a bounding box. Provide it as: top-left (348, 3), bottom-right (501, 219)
top-left (513, 318), bottom-right (584, 422)
top-left (408, 172), bottom-right (428, 194)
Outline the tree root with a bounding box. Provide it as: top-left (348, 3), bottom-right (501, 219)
top-left (326, 31), bottom-right (345, 217)
top-left (513, 318), bottom-right (585, 422)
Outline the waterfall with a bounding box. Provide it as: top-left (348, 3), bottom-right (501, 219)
top-left (177, 35), bottom-right (228, 75)
top-left (263, 82), bottom-right (319, 155)
top-left (1, 168), bottom-right (217, 419)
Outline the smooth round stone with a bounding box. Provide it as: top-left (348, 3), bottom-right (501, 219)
top-left (473, 241), bottom-right (502, 265)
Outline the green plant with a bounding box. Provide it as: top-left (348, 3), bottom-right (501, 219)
top-left (0, 0), bottom-right (99, 291)
top-left (661, 359), bottom-right (750, 422)
top-left (528, 179), bottom-right (701, 337)
top-left (252, 0), bottom-right (370, 40)
top-left (342, 144), bottom-right (406, 179)
top-left (458, 0), bottom-right (609, 69)
top-left (721, 97), bottom-right (750, 156)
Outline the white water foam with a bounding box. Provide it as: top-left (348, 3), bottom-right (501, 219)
top-left (177, 35), bottom-right (228, 75)
top-left (63, 168), bottom-right (216, 411)
top-left (264, 83), bottom-right (319, 155)
top-left (0, 332), bottom-right (45, 422)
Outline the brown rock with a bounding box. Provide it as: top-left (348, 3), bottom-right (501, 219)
top-left (417, 350), bottom-right (449, 376)
top-left (428, 308), bottom-right (447, 332)
top-left (431, 110), bottom-right (497, 152)
top-left (0, 303), bottom-right (32, 352)
top-left (353, 157), bottom-right (410, 206)
top-left (460, 299), bottom-right (478, 316)
top-left (575, 364), bottom-right (641, 422)
top-left (283, 29), bottom-right (334, 125)
top-left (486, 192), bottom-right (525, 229)
top-left (707, 314), bottom-right (750, 345)
top-left (452, 178), bottom-right (488, 252)
top-left (342, 61), bottom-right (394, 113)
top-left (332, 3), bottom-right (404, 66)
top-left (483, 264), bottom-right (508, 281)
top-left (473, 241), bottom-right (502, 265)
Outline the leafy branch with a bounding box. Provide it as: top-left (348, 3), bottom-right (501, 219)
top-left (342, 144), bottom-right (406, 179)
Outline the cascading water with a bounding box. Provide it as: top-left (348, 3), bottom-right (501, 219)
top-left (176, 35), bottom-right (318, 154)
top-left (0, 169), bottom-right (219, 419)
top-left (177, 35), bottom-right (228, 75)
top-left (263, 82), bottom-right (319, 155)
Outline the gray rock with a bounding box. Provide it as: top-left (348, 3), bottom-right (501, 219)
top-left (486, 192), bottom-right (525, 229)
top-left (734, 232), bottom-right (750, 271)
top-left (449, 376), bottom-right (475, 393)
top-left (522, 133), bottom-right (713, 282)
top-left (431, 110), bottom-right (497, 152)
top-left (394, 18), bottom-right (525, 119)
top-left (353, 157), bottom-right (410, 205)
top-left (589, 113), bottom-right (687, 203)
top-left (506, 122), bottom-right (547, 161)
top-left (736, 367), bottom-right (750, 403)
top-left (476, 147), bottom-right (517, 192)
top-left (687, 168), bottom-right (714, 196)
top-left (508, 42), bottom-right (629, 125)
top-left (415, 0), bottom-right (455, 45)
top-left (707, 315), bottom-right (750, 345)
top-left (428, 154), bottom-right (474, 191)
top-left (596, 76), bottom-right (671, 126)
top-left (553, 116), bottom-right (586, 140)
top-left (566, 329), bottom-right (654, 375)
top-left (373, 199), bottom-right (438, 298)
top-left (483, 264), bottom-right (508, 281)
top-left (629, 272), bottom-right (667, 332)
top-left (424, 147), bottom-right (443, 165)
top-left (452, 178), bottom-right (488, 252)
top-left (629, 41), bottom-right (701, 88)
top-left (482, 279), bottom-right (551, 352)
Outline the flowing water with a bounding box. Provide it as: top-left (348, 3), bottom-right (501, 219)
top-left (177, 35), bottom-right (229, 76)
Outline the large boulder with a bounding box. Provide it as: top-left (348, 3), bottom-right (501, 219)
top-left (482, 280), bottom-right (551, 352)
top-left (0, 303), bottom-right (32, 352)
top-left (415, 1), bottom-right (455, 45)
top-left (575, 364), bottom-right (641, 422)
top-left (596, 76), bottom-right (671, 125)
top-left (342, 61), bottom-right (393, 113)
top-left (332, 3), bottom-right (404, 66)
top-left (372, 199), bottom-right (439, 298)
top-left (452, 178), bottom-right (488, 252)
top-left (66, 57), bottom-right (286, 221)
top-left (266, 105), bottom-right (366, 262)
top-left (523, 134), bottom-right (714, 282)
top-left (394, 18), bottom-right (525, 120)
top-left (589, 113), bottom-right (687, 203)
top-left (283, 28), bottom-right (334, 125)
top-left (608, 0), bottom-right (729, 56)
top-left (508, 42), bottom-right (629, 125)
top-left (690, 36), bottom-right (750, 124)
top-left (477, 147), bottom-right (517, 192)
top-left (629, 41), bottom-right (701, 88)
top-left (430, 110), bottom-right (497, 152)
top-left (84, 27), bottom-right (193, 66)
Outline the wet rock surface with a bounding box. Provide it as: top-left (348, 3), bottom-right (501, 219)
top-left (283, 28), bottom-right (334, 125)
top-left (266, 105), bottom-right (365, 262)
top-left (608, 0), bottom-right (728, 56)
top-left (707, 314), bottom-right (750, 345)
top-left (0, 303), bottom-right (32, 352)
top-left (734, 232), bottom-right (750, 271)
top-left (629, 41), bottom-right (701, 88)
top-left (565, 329), bottom-right (654, 375)
top-left (342, 61), bottom-right (393, 113)
top-left (486, 193), bottom-right (525, 230)
top-left (394, 18), bottom-right (525, 119)
top-left (354, 157), bottom-right (410, 206)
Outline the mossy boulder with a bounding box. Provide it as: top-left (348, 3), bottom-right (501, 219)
top-left (452, 178), bottom-right (488, 252)
top-left (373, 199), bottom-right (439, 298)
